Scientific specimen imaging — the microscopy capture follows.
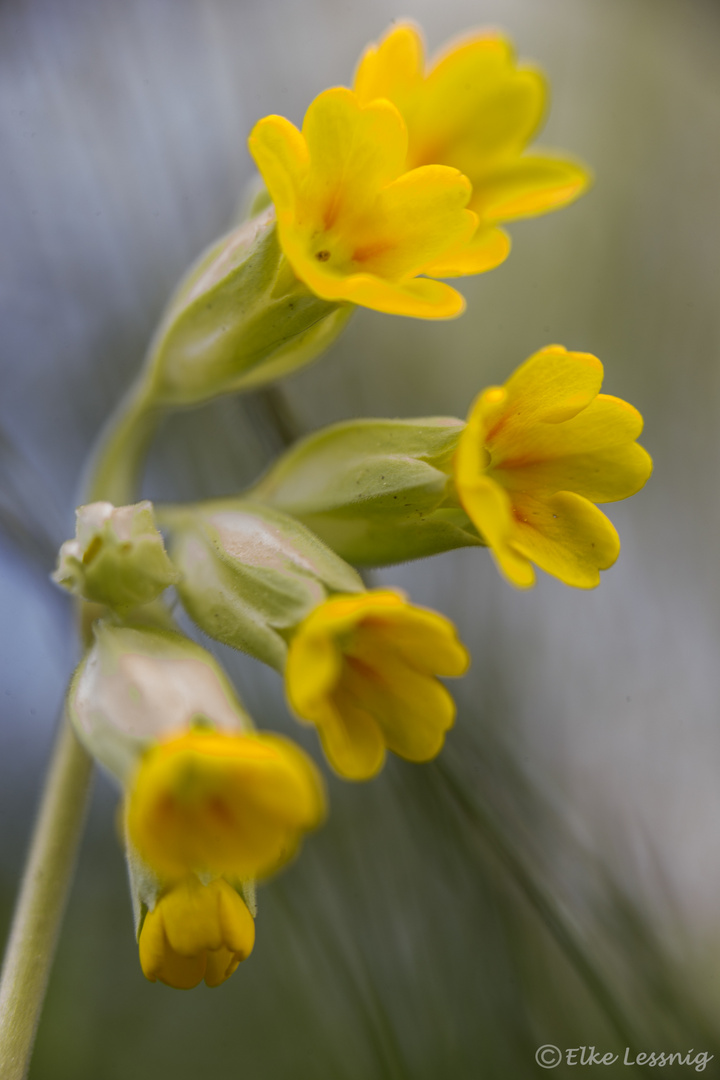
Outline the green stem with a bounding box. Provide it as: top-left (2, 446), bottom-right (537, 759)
top-left (0, 717), bottom-right (93, 1080)
top-left (82, 377), bottom-right (165, 506)
top-left (0, 369), bottom-right (165, 1078)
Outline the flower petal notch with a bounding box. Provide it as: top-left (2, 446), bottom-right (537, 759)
top-left (139, 876), bottom-right (255, 990)
top-left (126, 729), bottom-right (326, 880)
top-left (249, 87), bottom-right (478, 318)
top-left (354, 22), bottom-right (590, 269)
top-left (285, 590), bottom-right (469, 781)
top-left (454, 345), bottom-right (653, 588)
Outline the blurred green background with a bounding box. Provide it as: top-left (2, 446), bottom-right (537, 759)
top-left (2, 0), bottom-right (720, 1075)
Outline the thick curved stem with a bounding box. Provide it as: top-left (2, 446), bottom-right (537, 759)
top-left (0, 369), bottom-right (166, 1078)
top-left (81, 378), bottom-right (165, 506)
top-left (0, 717), bottom-right (93, 1080)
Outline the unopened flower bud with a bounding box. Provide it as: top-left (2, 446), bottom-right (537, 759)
top-left (145, 207), bottom-right (352, 406)
top-left (138, 876), bottom-right (256, 990)
top-left (249, 418), bottom-right (482, 565)
top-left (160, 500), bottom-right (363, 669)
top-left (53, 500), bottom-right (179, 612)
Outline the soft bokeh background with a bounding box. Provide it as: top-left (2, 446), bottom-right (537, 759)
top-left (2, 0), bottom-right (720, 1075)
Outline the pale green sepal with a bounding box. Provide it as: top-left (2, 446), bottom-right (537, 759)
top-left (249, 418), bottom-right (484, 565)
top-left (234, 878), bottom-right (258, 919)
top-left (124, 830), bottom-right (163, 939)
top-left (237, 174), bottom-right (273, 223)
top-left (53, 500), bottom-right (179, 613)
top-left (145, 208), bottom-right (352, 405)
top-left (161, 500), bottom-right (363, 671)
top-left (67, 622), bottom-right (253, 785)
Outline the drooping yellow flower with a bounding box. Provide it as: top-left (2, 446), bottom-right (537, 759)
top-left (127, 730), bottom-right (325, 880)
top-left (248, 87), bottom-right (481, 318)
top-left (454, 345), bottom-right (652, 588)
top-left (139, 876), bottom-right (255, 990)
top-left (285, 590), bottom-right (469, 781)
top-left (354, 23), bottom-right (590, 273)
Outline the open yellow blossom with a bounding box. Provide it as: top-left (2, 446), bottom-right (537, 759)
top-left (354, 23), bottom-right (590, 273)
top-left (139, 876), bottom-right (255, 990)
top-left (286, 590), bottom-right (469, 781)
top-left (127, 730), bottom-right (325, 880)
top-left (248, 87), bottom-right (480, 318)
top-left (454, 345), bottom-right (652, 588)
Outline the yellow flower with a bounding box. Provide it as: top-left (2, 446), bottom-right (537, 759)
top-left (354, 23), bottom-right (590, 273)
top-left (126, 730), bottom-right (326, 880)
top-left (285, 590), bottom-right (469, 781)
top-left (248, 87), bottom-right (480, 318)
top-left (454, 345), bottom-right (652, 588)
top-left (139, 876), bottom-right (255, 990)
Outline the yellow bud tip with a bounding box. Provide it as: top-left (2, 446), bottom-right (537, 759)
top-left (139, 877), bottom-right (255, 990)
top-left (127, 730), bottom-right (326, 880)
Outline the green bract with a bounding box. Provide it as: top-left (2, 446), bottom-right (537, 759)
top-left (160, 501), bottom-right (363, 671)
top-left (67, 622), bottom-right (252, 785)
top-left (248, 418), bottom-right (483, 565)
top-left (52, 501), bottom-right (179, 612)
top-left (144, 207), bottom-right (352, 405)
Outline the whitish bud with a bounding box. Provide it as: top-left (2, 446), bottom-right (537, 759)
top-left (145, 208), bottom-right (352, 406)
top-left (67, 622), bottom-right (252, 784)
top-left (53, 501), bottom-right (179, 612)
top-left (248, 418), bottom-right (483, 565)
top-left (160, 501), bottom-right (363, 670)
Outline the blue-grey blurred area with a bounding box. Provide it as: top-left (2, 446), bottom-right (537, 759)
top-left (2, 0), bottom-right (720, 1075)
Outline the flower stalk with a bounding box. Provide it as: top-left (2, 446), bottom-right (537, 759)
top-left (0, 716), bottom-right (93, 1080)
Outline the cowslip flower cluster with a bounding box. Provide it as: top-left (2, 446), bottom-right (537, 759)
top-left (45, 21), bottom-right (648, 1005)
top-left (247, 22), bottom-right (589, 319)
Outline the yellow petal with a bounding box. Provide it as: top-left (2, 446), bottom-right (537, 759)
top-left (414, 37), bottom-right (546, 175)
top-left (354, 22), bottom-right (425, 107)
top-left (490, 395), bottom-right (653, 502)
top-left (350, 606), bottom-right (470, 677)
top-left (422, 225), bottom-right (510, 278)
top-left (455, 469), bottom-right (535, 588)
top-left (162, 880), bottom-right (224, 956)
top-left (302, 88), bottom-right (407, 225)
top-left (204, 947), bottom-right (242, 989)
top-left (510, 490), bottom-right (620, 588)
top-left (217, 880), bottom-right (256, 959)
top-left (485, 346), bottom-right (604, 456)
top-left (127, 732), bottom-right (325, 879)
top-left (248, 115), bottom-right (309, 220)
top-left (340, 654), bottom-right (456, 763)
top-left (472, 154), bottom-right (590, 223)
top-left (285, 629), bottom-right (342, 720)
top-left (353, 165), bottom-right (474, 278)
top-left (282, 249), bottom-right (467, 317)
top-left (138, 906), bottom-right (206, 990)
top-left (317, 693), bottom-right (386, 780)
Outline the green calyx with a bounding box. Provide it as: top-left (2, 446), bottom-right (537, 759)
top-left (159, 500), bottom-right (364, 671)
top-left (248, 417), bottom-right (484, 566)
top-left (67, 622), bottom-right (254, 786)
top-left (145, 208), bottom-right (352, 406)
